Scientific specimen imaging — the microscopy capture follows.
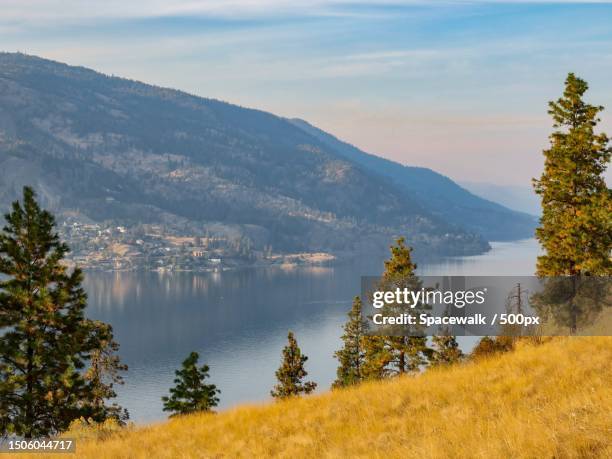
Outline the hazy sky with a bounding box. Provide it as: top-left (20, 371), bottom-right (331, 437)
top-left (2, 1), bottom-right (612, 186)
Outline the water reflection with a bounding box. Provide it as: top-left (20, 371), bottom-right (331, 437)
top-left (84, 239), bottom-right (540, 423)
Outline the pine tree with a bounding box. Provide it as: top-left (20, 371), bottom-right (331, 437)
top-left (332, 297), bottom-right (367, 388)
top-left (0, 187), bottom-right (127, 438)
top-left (383, 237), bottom-right (418, 278)
top-left (162, 352), bottom-right (220, 417)
top-left (85, 326), bottom-right (129, 424)
top-left (533, 73), bottom-right (611, 276)
top-left (386, 238), bottom-right (432, 374)
top-left (360, 335), bottom-right (392, 380)
top-left (362, 238), bottom-right (431, 377)
top-left (430, 334), bottom-right (463, 366)
top-left (271, 331), bottom-right (316, 399)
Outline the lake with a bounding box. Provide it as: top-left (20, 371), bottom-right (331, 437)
top-left (84, 238), bottom-right (540, 423)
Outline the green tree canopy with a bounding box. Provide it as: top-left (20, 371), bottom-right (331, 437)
top-left (0, 187), bottom-right (127, 438)
top-left (362, 238), bottom-right (432, 378)
top-left (162, 351), bottom-right (220, 417)
top-left (430, 334), bottom-right (463, 366)
top-left (271, 331), bottom-right (316, 399)
top-left (533, 73), bottom-right (611, 276)
top-left (333, 296), bottom-right (367, 388)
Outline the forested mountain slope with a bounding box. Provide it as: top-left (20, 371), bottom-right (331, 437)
top-left (290, 118), bottom-right (537, 241)
top-left (0, 53), bottom-right (524, 256)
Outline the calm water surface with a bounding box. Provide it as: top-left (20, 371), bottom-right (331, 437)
top-left (84, 239), bottom-right (540, 423)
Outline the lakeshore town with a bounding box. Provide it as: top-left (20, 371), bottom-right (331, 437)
top-left (58, 218), bottom-right (335, 272)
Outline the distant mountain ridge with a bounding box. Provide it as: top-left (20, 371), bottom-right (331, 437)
top-left (459, 181), bottom-right (541, 216)
top-left (289, 119), bottom-right (537, 241)
top-left (0, 53), bottom-right (532, 257)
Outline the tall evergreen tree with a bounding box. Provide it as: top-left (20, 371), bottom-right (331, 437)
top-left (0, 187), bottom-right (127, 438)
top-left (533, 73), bottom-right (611, 276)
top-left (271, 331), bottom-right (316, 399)
top-left (362, 238), bottom-right (431, 377)
top-left (332, 297), bottom-right (367, 388)
top-left (162, 351), bottom-right (220, 417)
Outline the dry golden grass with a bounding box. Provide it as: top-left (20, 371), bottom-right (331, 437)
top-left (30, 337), bottom-right (612, 458)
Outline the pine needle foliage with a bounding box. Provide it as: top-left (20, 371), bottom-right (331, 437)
top-left (0, 187), bottom-right (127, 438)
top-left (362, 237), bottom-right (432, 378)
top-left (431, 334), bottom-right (463, 366)
top-left (271, 331), bottom-right (316, 399)
top-left (533, 73), bottom-right (611, 276)
top-left (333, 297), bottom-right (367, 388)
top-left (162, 352), bottom-right (220, 417)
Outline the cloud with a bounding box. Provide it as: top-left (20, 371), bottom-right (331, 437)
top-left (2, 0), bottom-right (611, 186)
top-left (2, 1), bottom-right (611, 25)
top-left (0, 1), bottom-right (366, 23)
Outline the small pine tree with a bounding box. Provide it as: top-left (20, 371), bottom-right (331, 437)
top-left (85, 326), bottom-right (129, 424)
top-left (332, 297), bottom-right (367, 388)
top-left (271, 331), bottom-right (316, 399)
top-left (0, 187), bottom-right (127, 438)
top-left (430, 334), bottom-right (463, 366)
top-left (533, 73), bottom-right (611, 276)
top-left (162, 352), bottom-right (220, 417)
top-left (387, 238), bottom-right (431, 374)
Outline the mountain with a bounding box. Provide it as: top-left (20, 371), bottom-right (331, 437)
top-left (459, 181), bottom-right (541, 216)
top-left (289, 119), bottom-right (537, 241)
top-left (0, 53), bottom-right (527, 258)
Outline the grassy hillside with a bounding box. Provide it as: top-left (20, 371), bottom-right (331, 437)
top-left (33, 337), bottom-right (611, 458)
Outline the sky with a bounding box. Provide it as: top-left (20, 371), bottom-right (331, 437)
top-left (2, 1), bottom-right (612, 187)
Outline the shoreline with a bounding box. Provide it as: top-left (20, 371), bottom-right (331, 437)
top-left (66, 239), bottom-right (542, 274)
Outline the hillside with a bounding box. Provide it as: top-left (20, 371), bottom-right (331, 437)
top-left (43, 337), bottom-right (611, 458)
top-left (0, 53), bottom-right (530, 258)
top-left (290, 118), bottom-right (537, 241)
top-left (459, 181), bottom-right (541, 216)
